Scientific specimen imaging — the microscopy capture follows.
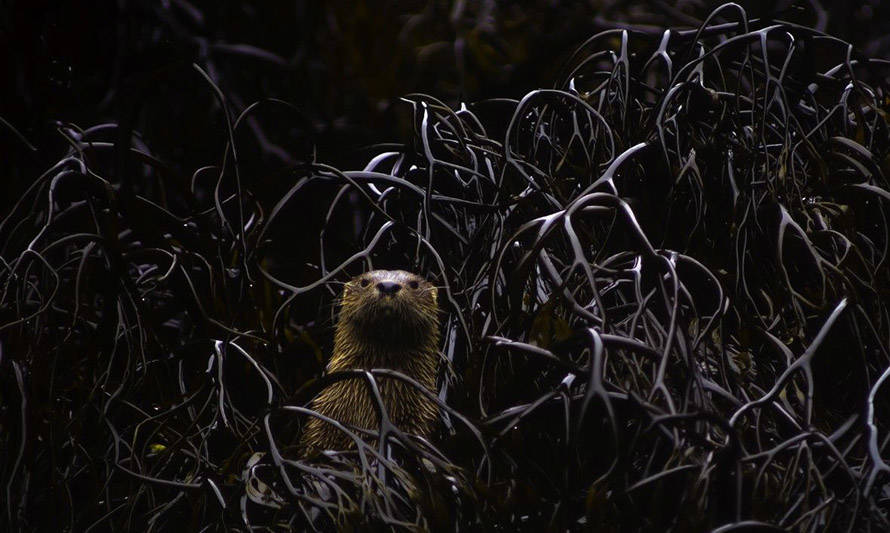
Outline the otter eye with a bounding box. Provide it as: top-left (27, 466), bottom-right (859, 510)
top-left (360, 278), bottom-right (370, 287)
top-left (408, 280), bottom-right (419, 290)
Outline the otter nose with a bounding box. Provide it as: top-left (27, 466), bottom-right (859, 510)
top-left (376, 281), bottom-right (402, 295)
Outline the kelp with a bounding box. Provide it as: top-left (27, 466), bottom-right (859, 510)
top-left (3, 4), bottom-right (890, 531)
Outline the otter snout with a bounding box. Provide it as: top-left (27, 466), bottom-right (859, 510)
top-left (376, 281), bottom-right (401, 295)
top-left (341, 270), bottom-right (438, 331)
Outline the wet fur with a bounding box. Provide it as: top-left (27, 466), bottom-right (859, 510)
top-left (299, 270), bottom-right (440, 455)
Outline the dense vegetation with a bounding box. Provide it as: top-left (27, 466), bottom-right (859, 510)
top-left (3, 2), bottom-right (890, 531)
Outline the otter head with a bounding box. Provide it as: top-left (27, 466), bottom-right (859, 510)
top-left (338, 270), bottom-right (439, 349)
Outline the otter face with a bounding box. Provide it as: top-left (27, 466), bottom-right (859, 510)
top-left (339, 270), bottom-right (439, 346)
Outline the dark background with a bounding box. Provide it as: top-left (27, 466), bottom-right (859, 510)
top-left (3, 1), bottom-right (890, 531)
top-left (3, 0), bottom-right (888, 207)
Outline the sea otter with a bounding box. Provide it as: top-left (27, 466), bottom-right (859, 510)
top-left (298, 269), bottom-right (441, 455)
